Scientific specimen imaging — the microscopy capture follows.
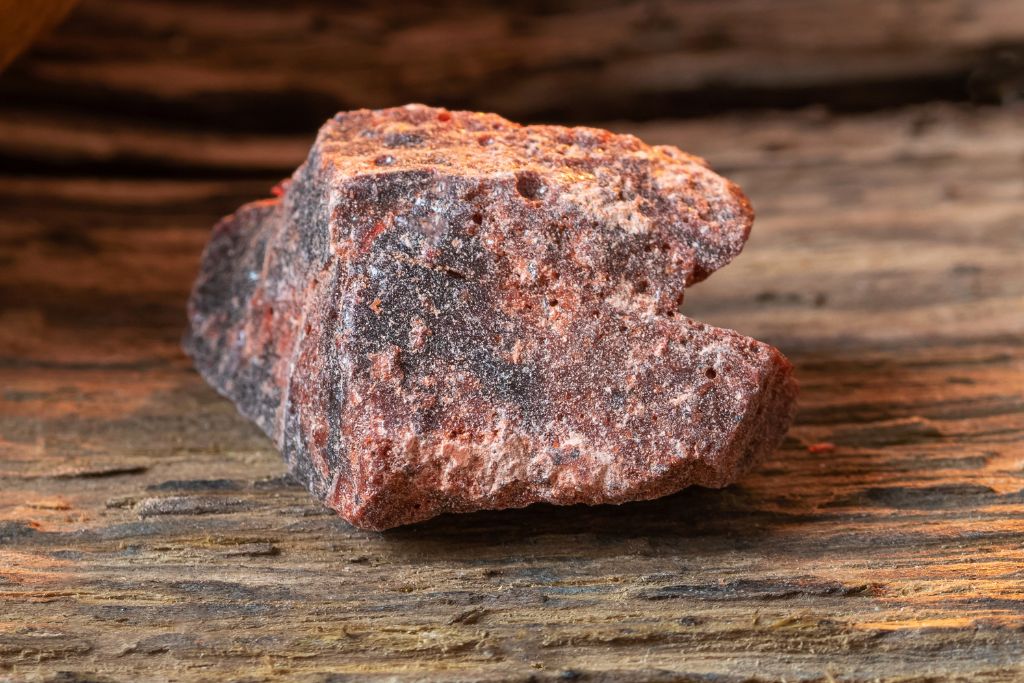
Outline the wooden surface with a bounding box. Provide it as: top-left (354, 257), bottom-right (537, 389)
top-left (3, 1), bottom-right (1024, 681)
top-left (2, 0), bottom-right (1023, 132)
top-left (3, 103), bottom-right (1023, 682)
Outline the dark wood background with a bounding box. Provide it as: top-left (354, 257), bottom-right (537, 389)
top-left (2, 1), bottom-right (1023, 681)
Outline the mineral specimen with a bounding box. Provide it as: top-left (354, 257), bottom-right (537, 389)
top-left (185, 104), bottom-right (798, 530)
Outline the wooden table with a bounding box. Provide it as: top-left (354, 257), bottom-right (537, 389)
top-left (2, 2), bottom-right (1024, 681)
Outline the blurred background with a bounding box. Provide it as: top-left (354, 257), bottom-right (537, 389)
top-left (2, 0), bottom-right (1023, 177)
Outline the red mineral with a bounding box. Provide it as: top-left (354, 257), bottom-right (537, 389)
top-left (185, 105), bottom-right (798, 530)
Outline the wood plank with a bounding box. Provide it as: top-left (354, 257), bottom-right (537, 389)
top-left (2, 0), bottom-right (1022, 132)
top-left (2, 104), bottom-right (1023, 680)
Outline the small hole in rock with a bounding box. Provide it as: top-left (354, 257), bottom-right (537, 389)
top-left (472, 212), bottom-right (483, 224)
top-left (548, 298), bottom-right (559, 307)
top-left (515, 171), bottom-right (547, 200)
top-left (705, 368), bottom-right (717, 380)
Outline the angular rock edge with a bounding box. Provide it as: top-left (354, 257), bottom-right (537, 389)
top-left (185, 104), bottom-right (798, 530)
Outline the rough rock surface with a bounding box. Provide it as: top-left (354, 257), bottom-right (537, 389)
top-left (185, 104), bottom-right (798, 530)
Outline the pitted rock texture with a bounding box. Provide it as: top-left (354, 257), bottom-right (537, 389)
top-left (185, 104), bottom-right (798, 530)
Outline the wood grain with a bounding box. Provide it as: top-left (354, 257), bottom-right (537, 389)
top-left (2, 0), bottom-right (1022, 133)
top-left (2, 102), bottom-right (1023, 681)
